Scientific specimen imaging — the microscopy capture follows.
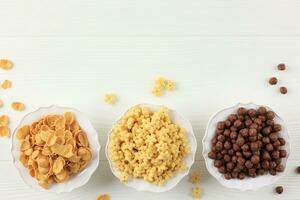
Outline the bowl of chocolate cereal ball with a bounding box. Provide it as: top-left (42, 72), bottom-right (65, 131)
top-left (202, 103), bottom-right (290, 190)
top-left (106, 104), bottom-right (197, 192)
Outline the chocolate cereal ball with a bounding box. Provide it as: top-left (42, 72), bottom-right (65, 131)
top-left (208, 106), bottom-right (287, 180)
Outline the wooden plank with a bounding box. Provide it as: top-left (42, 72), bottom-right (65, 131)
top-left (0, 0), bottom-right (300, 36)
top-left (0, 37), bottom-right (299, 162)
top-left (0, 160), bottom-right (299, 200)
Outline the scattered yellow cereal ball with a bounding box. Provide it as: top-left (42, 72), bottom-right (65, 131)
top-left (1, 80), bottom-right (12, 89)
top-left (104, 93), bottom-right (117, 105)
top-left (191, 187), bottom-right (202, 198)
top-left (0, 59), bottom-right (13, 70)
top-left (97, 194), bottom-right (110, 200)
top-left (151, 77), bottom-right (176, 97)
top-left (11, 101), bottom-right (25, 111)
top-left (108, 106), bottom-right (189, 186)
top-left (151, 86), bottom-right (163, 97)
top-left (155, 77), bottom-right (167, 88)
top-left (189, 172), bottom-right (200, 184)
top-left (166, 80), bottom-right (176, 91)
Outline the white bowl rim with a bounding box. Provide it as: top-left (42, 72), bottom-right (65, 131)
top-left (202, 102), bottom-right (291, 191)
top-left (105, 103), bottom-right (197, 192)
top-left (11, 104), bottom-right (101, 193)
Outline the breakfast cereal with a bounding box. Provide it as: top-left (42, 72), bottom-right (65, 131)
top-left (0, 59), bottom-right (13, 70)
top-left (189, 172), bottom-right (200, 184)
top-left (11, 102), bottom-right (25, 111)
top-left (151, 77), bottom-right (176, 97)
top-left (191, 187), bottom-right (202, 198)
top-left (16, 112), bottom-right (92, 189)
top-left (97, 194), bottom-right (110, 200)
top-left (108, 106), bottom-right (189, 185)
top-left (104, 93), bottom-right (117, 105)
top-left (1, 80), bottom-right (12, 89)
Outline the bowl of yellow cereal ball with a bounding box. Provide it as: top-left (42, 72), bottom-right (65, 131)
top-left (11, 105), bottom-right (101, 193)
top-left (106, 104), bottom-right (197, 192)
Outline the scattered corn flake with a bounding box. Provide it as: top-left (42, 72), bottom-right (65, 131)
top-left (0, 59), bottom-right (13, 70)
top-left (11, 102), bottom-right (25, 111)
top-left (0, 99), bottom-right (3, 108)
top-left (104, 93), bottom-right (117, 105)
top-left (1, 80), bottom-right (12, 89)
top-left (0, 115), bottom-right (9, 126)
top-left (97, 194), bottom-right (110, 200)
top-left (0, 126), bottom-right (10, 137)
top-left (189, 172), bottom-right (200, 184)
top-left (191, 187), bottom-right (202, 198)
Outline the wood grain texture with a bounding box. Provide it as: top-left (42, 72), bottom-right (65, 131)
top-left (0, 0), bottom-right (300, 199)
top-left (0, 0), bottom-right (300, 36)
top-left (0, 161), bottom-right (300, 200)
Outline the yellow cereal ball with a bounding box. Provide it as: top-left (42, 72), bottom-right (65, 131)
top-left (108, 106), bottom-right (189, 186)
top-left (104, 93), bottom-right (117, 105)
top-left (165, 80), bottom-right (176, 91)
top-left (151, 86), bottom-right (163, 97)
top-left (191, 187), bottom-right (202, 198)
top-left (189, 172), bottom-right (200, 184)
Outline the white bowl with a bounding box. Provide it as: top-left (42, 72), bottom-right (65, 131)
top-left (11, 105), bottom-right (101, 193)
top-left (202, 103), bottom-right (290, 191)
top-left (106, 103), bottom-right (197, 192)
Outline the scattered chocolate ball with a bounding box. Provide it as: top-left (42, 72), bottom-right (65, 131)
top-left (269, 77), bottom-right (278, 85)
top-left (297, 166), bottom-right (300, 173)
top-left (277, 63), bottom-right (286, 71)
top-left (280, 86), bottom-right (288, 94)
top-left (275, 186), bottom-right (283, 194)
top-left (208, 106), bottom-right (287, 180)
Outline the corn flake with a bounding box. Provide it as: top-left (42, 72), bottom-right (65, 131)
top-left (1, 80), bottom-right (12, 89)
top-left (11, 102), bottom-right (25, 111)
top-left (0, 115), bottom-right (9, 126)
top-left (0, 126), bottom-right (10, 137)
top-left (104, 93), bottom-right (117, 105)
top-left (0, 59), bottom-right (13, 70)
top-left (16, 112), bottom-right (92, 189)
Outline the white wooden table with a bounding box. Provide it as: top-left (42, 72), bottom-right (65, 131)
top-left (0, 0), bottom-right (300, 199)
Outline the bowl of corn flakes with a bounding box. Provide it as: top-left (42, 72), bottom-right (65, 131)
top-left (11, 105), bottom-right (101, 193)
top-left (106, 104), bottom-right (197, 192)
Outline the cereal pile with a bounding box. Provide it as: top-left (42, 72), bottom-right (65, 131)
top-left (108, 106), bottom-right (189, 185)
top-left (208, 106), bottom-right (287, 179)
top-left (151, 77), bottom-right (176, 97)
top-left (0, 115), bottom-right (10, 137)
top-left (16, 112), bottom-right (92, 189)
